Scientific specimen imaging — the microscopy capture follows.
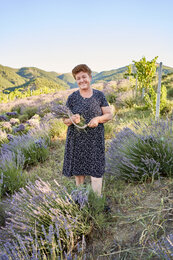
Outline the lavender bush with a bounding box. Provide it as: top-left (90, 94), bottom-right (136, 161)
top-left (1, 124), bottom-right (50, 168)
top-left (106, 120), bottom-right (173, 182)
top-left (1, 179), bottom-right (91, 258)
top-left (0, 227), bottom-right (86, 259)
top-left (0, 115), bottom-right (8, 122)
top-left (0, 124), bottom-right (50, 195)
top-left (0, 130), bottom-right (8, 147)
top-left (0, 150), bottom-right (26, 195)
top-left (150, 234), bottom-right (173, 259)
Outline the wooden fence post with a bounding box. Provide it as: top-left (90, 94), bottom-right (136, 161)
top-left (155, 62), bottom-right (162, 119)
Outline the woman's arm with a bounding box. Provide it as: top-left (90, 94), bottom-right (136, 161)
top-left (88, 106), bottom-right (112, 128)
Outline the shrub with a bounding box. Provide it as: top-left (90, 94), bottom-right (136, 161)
top-left (2, 179), bottom-right (91, 259)
top-left (0, 122), bottom-right (12, 133)
top-left (0, 150), bottom-right (27, 195)
top-left (104, 121), bottom-right (115, 140)
top-left (22, 106), bottom-right (38, 119)
top-left (167, 88), bottom-right (173, 98)
top-left (18, 113), bottom-right (29, 123)
top-left (105, 92), bottom-right (117, 104)
top-left (11, 105), bottom-right (21, 114)
top-left (49, 118), bottom-right (67, 139)
top-left (0, 124), bottom-right (50, 167)
top-left (160, 102), bottom-right (173, 115)
top-left (0, 130), bottom-right (8, 147)
top-left (150, 234), bottom-right (173, 259)
top-left (106, 120), bottom-right (173, 182)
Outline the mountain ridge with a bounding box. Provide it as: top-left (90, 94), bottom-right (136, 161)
top-left (0, 63), bottom-right (173, 93)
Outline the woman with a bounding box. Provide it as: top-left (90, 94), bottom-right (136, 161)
top-left (62, 64), bottom-right (112, 196)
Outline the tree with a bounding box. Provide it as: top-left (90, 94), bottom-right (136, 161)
top-left (125, 56), bottom-right (158, 103)
top-left (132, 56), bottom-right (158, 95)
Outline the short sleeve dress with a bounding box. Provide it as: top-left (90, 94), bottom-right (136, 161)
top-left (62, 89), bottom-right (109, 178)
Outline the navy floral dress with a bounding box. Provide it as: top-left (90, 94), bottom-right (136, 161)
top-left (62, 89), bottom-right (109, 178)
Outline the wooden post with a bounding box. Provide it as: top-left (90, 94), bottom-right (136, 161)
top-left (135, 76), bottom-right (137, 98)
top-left (155, 62), bottom-right (162, 119)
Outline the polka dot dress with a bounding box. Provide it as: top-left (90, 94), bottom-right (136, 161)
top-left (62, 89), bottom-right (109, 178)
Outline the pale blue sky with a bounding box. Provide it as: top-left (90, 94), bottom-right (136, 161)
top-left (0, 0), bottom-right (173, 73)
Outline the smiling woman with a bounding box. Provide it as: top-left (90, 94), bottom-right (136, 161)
top-left (62, 64), bottom-right (112, 196)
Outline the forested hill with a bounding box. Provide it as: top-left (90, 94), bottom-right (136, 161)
top-left (0, 64), bottom-right (173, 93)
top-left (0, 65), bottom-right (69, 93)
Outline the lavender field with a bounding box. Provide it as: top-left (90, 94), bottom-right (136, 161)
top-left (0, 84), bottom-right (173, 259)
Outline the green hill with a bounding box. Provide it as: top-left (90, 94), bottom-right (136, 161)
top-left (0, 65), bottom-right (69, 94)
top-left (0, 64), bottom-right (27, 90)
top-left (1, 64), bottom-right (173, 93)
top-left (58, 73), bottom-right (77, 88)
top-left (92, 66), bottom-right (128, 83)
top-left (4, 77), bottom-right (68, 94)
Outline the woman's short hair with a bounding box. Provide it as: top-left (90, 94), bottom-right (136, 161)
top-left (72, 64), bottom-right (92, 79)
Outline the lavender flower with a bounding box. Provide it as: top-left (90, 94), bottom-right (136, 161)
top-left (51, 103), bottom-right (88, 130)
top-left (0, 115), bottom-right (8, 121)
top-left (71, 187), bottom-right (89, 209)
top-left (6, 112), bottom-right (18, 117)
top-left (106, 120), bottom-right (173, 182)
top-left (51, 103), bottom-right (72, 119)
top-left (1, 179), bottom-right (90, 259)
top-left (13, 124), bottom-right (25, 133)
top-left (150, 234), bottom-right (173, 259)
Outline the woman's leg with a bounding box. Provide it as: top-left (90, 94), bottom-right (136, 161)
top-left (91, 176), bottom-right (102, 196)
top-left (75, 175), bottom-right (85, 186)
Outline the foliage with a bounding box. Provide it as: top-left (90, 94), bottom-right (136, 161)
top-left (0, 64), bottom-right (26, 89)
top-left (2, 179), bottom-right (91, 259)
top-left (167, 87), bottom-right (173, 98)
top-left (144, 84), bottom-right (172, 116)
top-left (104, 121), bottom-right (116, 140)
top-left (0, 125), bottom-right (50, 196)
top-left (22, 106), bottom-right (38, 119)
top-left (0, 150), bottom-right (27, 195)
top-left (49, 118), bottom-right (67, 139)
top-left (18, 113), bottom-right (30, 123)
top-left (105, 92), bottom-right (117, 104)
top-left (150, 234), bottom-right (173, 259)
top-left (106, 120), bottom-right (173, 182)
top-left (0, 130), bottom-right (8, 147)
top-left (132, 56), bottom-right (158, 92)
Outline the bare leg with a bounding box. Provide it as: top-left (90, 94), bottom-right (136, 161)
top-left (75, 175), bottom-right (85, 186)
top-left (91, 176), bottom-right (102, 196)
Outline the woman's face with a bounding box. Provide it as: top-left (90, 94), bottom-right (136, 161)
top-left (75, 71), bottom-right (92, 90)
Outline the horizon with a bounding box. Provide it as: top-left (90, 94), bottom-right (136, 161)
top-left (1, 62), bottom-right (173, 75)
top-left (0, 0), bottom-right (173, 73)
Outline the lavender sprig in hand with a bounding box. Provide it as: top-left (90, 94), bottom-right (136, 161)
top-left (51, 104), bottom-right (88, 129)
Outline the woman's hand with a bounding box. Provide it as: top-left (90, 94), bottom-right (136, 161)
top-left (88, 117), bottom-right (100, 128)
top-left (71, 114), bottom-right (80, 124)
top-left (63, 114), bottom-right (80, 126)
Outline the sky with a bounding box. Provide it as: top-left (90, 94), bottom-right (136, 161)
top-left (0, 0), bottom-right (173, 73)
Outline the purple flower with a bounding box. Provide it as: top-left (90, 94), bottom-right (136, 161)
top-left (0, 115), bottom-right (8, 121)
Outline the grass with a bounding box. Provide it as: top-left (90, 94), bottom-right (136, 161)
top-left (0, 88), bottom-right (173, 259)
top-left (8, 138), bottom-right (172, 259)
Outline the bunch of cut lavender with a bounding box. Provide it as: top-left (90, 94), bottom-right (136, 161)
top-left (51, 103), bottom-right (71, 119)
top-left (51, 103), bottom-right (88, 130)
top-left (106, 120), bottom-right (173, 182)
top-left (150, 234), bottom-right (173, 259)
